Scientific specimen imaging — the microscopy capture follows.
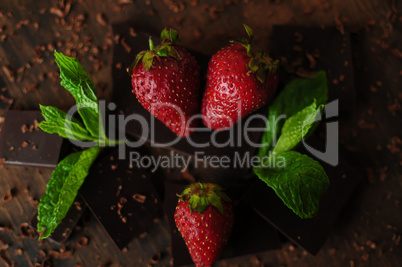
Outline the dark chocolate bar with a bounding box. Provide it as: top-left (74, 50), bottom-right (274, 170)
top-left (271, 25), bottom-right (355, 113)
top-left (79, 146), bottom-right (163, 249)
top-left (164, 182), bottom-right (281, 267)
top-left (30, 195), bottom-right (87, 243)
top-left (244, 137), bottom-right (362, 255)
top-left (0, 110), bottom-right (67, 168)
top-left (111, 24), bottom-right (359, 256)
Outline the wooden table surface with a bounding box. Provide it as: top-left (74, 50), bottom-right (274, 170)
top-left (0, 0), bottom-right (401, 266)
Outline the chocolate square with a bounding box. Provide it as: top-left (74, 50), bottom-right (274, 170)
top-left (79, 146), bottom-right (163, 249)
top-left (164, 182), bottom-right (281, 266)
top-left (0, 110), bottom-right (66, 168)
top-left (30, 195), bottom-right (87, 243)
top-left (244, 137), bottom-right (362, 255)
top-left (271, 25), bottom-right (355, 113)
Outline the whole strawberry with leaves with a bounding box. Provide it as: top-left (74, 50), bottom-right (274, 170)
top-left (174, 183), bottom-right (233, 267)
top-left (202, 25), bottom-right (279, 130)
top-left (129, 28), bottom-right (201, 137)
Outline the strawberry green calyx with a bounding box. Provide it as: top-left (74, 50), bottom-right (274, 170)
top-left (128, 28), bottom-right (181, 74)
top-left (177, 183), bottom-right (231, 214)
top-left (232, 24), bottom-right (279, 83)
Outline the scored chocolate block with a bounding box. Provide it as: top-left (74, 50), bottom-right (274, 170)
top-left (164, 182), bottom-right (281, 267)
top-left (244, 137), bottom-right (362, 255)
top-left (79, 145), bottom-right (163, 249)
top-left (271, 25), bottom-right (355, 113)
top-left (0, 110), bottom-right (67, 168)
top-left (30, 195), bottom-right (87, 243)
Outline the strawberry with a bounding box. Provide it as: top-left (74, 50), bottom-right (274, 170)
top-left (201, 25), bottom-right (279, 130)
top-left (174, 183), bottom-right (233, 267)
top-left (129, 28), bottom-right (201, 137)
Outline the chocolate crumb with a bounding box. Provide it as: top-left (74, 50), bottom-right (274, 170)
top-left (21, 141), bottom-right (29, 148)
top-left (77, 236), bottom-right (89, 247)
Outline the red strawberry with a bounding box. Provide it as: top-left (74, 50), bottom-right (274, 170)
top-left (202, 25), bottom-right (279, 130)
top-left (129, 28), bottom-right (200, 137)
top-left (174, 183), bottom-right (233, 267)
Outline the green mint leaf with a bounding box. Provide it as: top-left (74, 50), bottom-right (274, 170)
top-left (258, 71), bottom-right (328, 157)
top-left (54, 51), bottom-right (105, 141)
top-left (254, 151), bottom-right (329, 218)
top-left (273, 100), bottom-right (323, 154)
top-left (38, 104), bottom-right (95, 141)
top-left (37, 146), bottom-right (101, 238)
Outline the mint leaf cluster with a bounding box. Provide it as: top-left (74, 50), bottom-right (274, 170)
top-left (255, 71), bottom-right (330, 219)
top-left (37, 52), bottom-right (120, 239)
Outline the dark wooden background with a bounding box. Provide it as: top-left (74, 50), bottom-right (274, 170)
top-left (0, 0), bottom-right (401, 266)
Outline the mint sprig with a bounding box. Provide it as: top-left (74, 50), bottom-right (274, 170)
top-left (255, 71), bottom-right (330, 218)
top-left (37, 52), bottom-right (123, 239)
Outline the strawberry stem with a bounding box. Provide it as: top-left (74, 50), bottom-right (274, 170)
top-left (149, 37), bottom-right (155, 50)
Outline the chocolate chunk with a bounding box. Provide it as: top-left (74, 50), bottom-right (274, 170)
top-left (79, 146), bottom-right (163, 249)
top-left (164, 182), bottom-right (281, 266)
top-left (271, 25), bottom-right (355, 113)
top-left (244, 137), bottom-right (362, 255)
top-left (30, 195), bottom-right (87, 243)
top-left (0, 110), bottom-right (68, 168)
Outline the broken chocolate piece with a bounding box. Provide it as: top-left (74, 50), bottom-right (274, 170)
top-left (79, 146), bottom-right (163, 249)
top-left (164, 182), bottom-right (281, 266)
top-left (30, 195), bottom-right (87, 243)
top-left (244, 137), bottom-right (362, 255)
top-left (0, 110), bottom-right (68, 168)
top-left (271, 25), bottom-right (355, 113)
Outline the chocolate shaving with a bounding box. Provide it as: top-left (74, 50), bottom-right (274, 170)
top-left (334, 13), bottom-right (345, 35)
top-left (150, 252), bottom-right (161, 264)
top-left (19, 222), bottom-right (37, 238)
top-left (21, 124), bottom-right (28, 133)
top-left (120, 38), bottom-right (131, 54)
top-left (0, 239), bottom-right (9, 251)
top-left (48, 248), bottom-right (73, 259)
top-left (21, 141), bottom-right (29, 148)
top-left (1, 66), bottom-right (15, 82)
top-left (132, 193), bottom-right (146, 203)
top-left (0, 252), bottom-right (13, 267)
top-left (305, 51), bottom-right (316, 68)
top-left (96, 13), bottom-right (108, 26)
